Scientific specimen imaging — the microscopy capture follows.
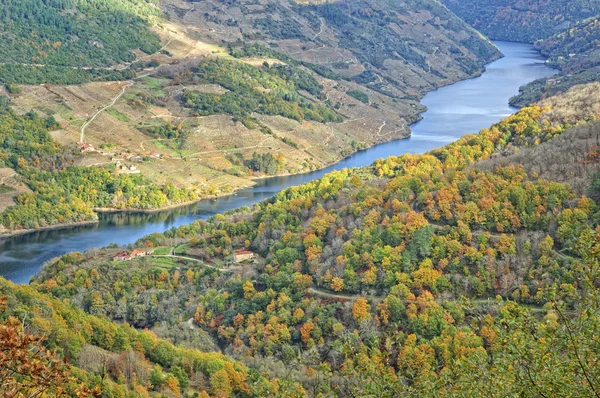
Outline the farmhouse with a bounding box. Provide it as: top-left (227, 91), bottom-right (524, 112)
top-left (78, 143), bottom-right (96, 153)
top-left (113, 252), bottom-right (130, 261)
top-left (131, 248), bottom-right (151, 257)
top-left (233, 248), bottom-right (256, 263)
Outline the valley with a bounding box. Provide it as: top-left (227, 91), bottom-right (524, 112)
top-left (0, 0), bottom-right (503, 237)
top-left (1, 1), bottom-right (600, 397)
top-left (0, 41), bottom-right (554, 284)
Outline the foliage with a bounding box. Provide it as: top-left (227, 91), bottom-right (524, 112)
top-left (346, 90), bottom-right (369, 104)
top-left (0, 280), bottom-right (299, 396)
top-left (27, 98), bottom-right (600, 394)
top-left (230, 43), bottom-right (343, 81)
top-left (244, 152), bottom-right (283, 175)
top-left (442, 0), bottom-right (600, 42)
top-left (0, 297), bottom-right (95, 397)
top-left (0, 106), bottom-right (196, 230)
top-left (182, 58), bottom-right (342, 123)
top-left (0, 0), bottom-right (160, 84)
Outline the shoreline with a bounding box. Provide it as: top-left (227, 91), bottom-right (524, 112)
top-left (0, 56), bottom-right (498, 240)
top-left (0, 219), bottom-right (100, 239)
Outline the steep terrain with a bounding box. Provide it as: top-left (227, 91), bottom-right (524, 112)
top-left (440, 0), bottom-right (600, 107)
top-left (163, 0), bottom-right (500, 96)
top-left (0, 0), bottom-right (162, 84)
top-left (441, 0), bottom-right (600, 43)
top-left (8, 82), bottom-right (599, 396)
top-left (510, 17), bottom-right (600, 106)
top-left (0, 0), bottom-right (501, 234)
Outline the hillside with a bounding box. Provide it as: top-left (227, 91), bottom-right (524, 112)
top-left (0, 0), bottom-right (502, 234)
top-left (15, 83), bottom-right (600, 396)
top-left (0, 0), bottom-right (162, 85)
top-left (164, 0), bottom-right (500, 96)
top-left (440, 0), bottom-right (600, 108)
top-left (510, 17), bottom-right (600, 106)
top-left (441, 0), bottom-right (600, 43)
top-left (0, 280), bottom-right (306, 396)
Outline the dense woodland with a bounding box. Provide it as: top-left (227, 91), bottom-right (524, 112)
top-left (11, 83), bottom-right (598, 396)
top-left (0, 0), bottom-right (160, 84)
top-left (0, 282), bottom-right (304, 397)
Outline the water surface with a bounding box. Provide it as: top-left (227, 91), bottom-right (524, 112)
top-left (0, 41), bottom-right (556, 283)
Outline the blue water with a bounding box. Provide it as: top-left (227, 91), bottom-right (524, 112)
top-left (0, 41), bottom-right (556, 284)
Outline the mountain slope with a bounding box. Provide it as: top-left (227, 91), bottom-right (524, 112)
top-left (0, 0), bottom-right (163, 84)
top-left (510, 16), bottom-right (600, 106)
top-left (27, 83), bottom-right (600, 395)
top-left (0, 277), bottom-right (306, 396)
top-left (164, 0), bottom-right (500, 97)
top-left (441, 0), bottom-right (600, 42)
top-left (0, 0), bottom-right (503, 234)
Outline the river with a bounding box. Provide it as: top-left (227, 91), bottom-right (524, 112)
top-left (0, 41), bottom-right (556, 284)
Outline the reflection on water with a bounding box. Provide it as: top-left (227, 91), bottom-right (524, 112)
top-left (0, 41), bottom-right (556, 284)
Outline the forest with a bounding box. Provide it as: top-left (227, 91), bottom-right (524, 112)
top-left (0, 0), bottom-right (160, 84)
top-left (12, 83), bottom-right (599, 396)
top-left (181, 58), bottom-right (343, 123)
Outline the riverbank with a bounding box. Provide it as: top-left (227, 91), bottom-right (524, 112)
top-left (0, 41), bottom-right (556, 284)
top-left (0, 51), bottom-right (495, 239)
top-left (0, 219), bottom-right (100, 239)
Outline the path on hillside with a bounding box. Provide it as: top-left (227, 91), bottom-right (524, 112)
top-left (308, 287), bottom-right (385, 303)
top-left (150, 254), bottom-right (241, 272)
top-left (313, 18), bottom-right (325, 40)
top-left (80, 81), bottom-right (133, 142)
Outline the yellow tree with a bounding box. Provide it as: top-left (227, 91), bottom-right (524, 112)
top-left (352, 297), bottom-right (371, 322)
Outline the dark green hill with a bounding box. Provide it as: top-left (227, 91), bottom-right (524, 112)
top-left (0, 0), bottom-right (161, 84)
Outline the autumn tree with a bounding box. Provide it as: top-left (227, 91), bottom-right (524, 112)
top-left (0, 297), bottom-right (93, 397)
top-left (352, 297), bottom-right (371, 322)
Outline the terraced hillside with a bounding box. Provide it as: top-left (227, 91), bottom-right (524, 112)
top-left (164, 0), bottom-right (500, 97)
top-left (0, 0), bottom-right (502, 234)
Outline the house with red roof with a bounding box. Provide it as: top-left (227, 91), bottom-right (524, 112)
top-left (233, 248), bottom-right (256, 263)
top-left (113, 252), bottom-right (130, 261)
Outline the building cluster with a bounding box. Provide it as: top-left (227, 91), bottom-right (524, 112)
top-left (77, 142), bottom-right (162, 175)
